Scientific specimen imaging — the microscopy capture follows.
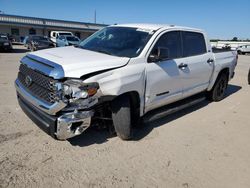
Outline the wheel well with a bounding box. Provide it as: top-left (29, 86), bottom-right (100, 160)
top-left (218, 68), bottom-right (230, 80)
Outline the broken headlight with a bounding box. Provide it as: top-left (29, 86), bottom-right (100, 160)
top-left (62, 79), bottom-right (99, 108)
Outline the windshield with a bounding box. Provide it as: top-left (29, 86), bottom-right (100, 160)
top-left (79, 27), bottom-right (154, 58)
top-left (66, 36), bottom-right (79, 41)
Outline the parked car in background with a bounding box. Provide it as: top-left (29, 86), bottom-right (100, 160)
top-left (26, 35), bottom-right (54, 51)
top-left (15, 24), bottom-right (238, 141)
top-left (50, 31), bottom-right (73, 44)
top-left (237, 45), bottom-right (250, 55)
top-left (0, 34), bottom-right (12, 52)
top-left (56, 35), bottom-right (80, 47)
top-left (6, 34), bottom-right (14, 43)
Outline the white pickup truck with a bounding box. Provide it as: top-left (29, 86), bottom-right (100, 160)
top-left (15, 24), bottom-right (238, 140)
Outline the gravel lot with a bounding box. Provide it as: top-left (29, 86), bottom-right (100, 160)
top-left (0, 46), bottom-right (250, 188)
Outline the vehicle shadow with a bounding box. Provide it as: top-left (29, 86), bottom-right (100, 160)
top-left (224, 84), bottom-right (242, 99)
top-left (133, 84), bottom-right (242, 140)
top-left (133, 100), bottom-right (210, 141)
top-left (68, 128), bottom-right (114, 147)
top-left (68, 84), bottom-right (241, 147)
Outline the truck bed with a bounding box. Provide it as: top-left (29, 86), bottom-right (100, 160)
top-left (212, 48), bottom-right (235, 53)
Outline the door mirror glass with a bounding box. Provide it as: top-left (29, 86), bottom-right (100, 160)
top-left (148, 47), bottom-right (169, 62)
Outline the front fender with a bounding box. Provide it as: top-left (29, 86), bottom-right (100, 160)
top-left (84, 63), bottom-right (146, 115)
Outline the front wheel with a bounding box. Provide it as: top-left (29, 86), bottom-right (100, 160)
top-left (207, 73), bottom-right (228, 101)
top-left (111, 95), bottom-right (133, 140)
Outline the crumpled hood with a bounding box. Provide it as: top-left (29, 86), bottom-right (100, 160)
top-left (28, 46), bottom-right (130, 78)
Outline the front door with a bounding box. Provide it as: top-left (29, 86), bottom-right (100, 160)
top-left (145, 31), bottom-right (185, 113)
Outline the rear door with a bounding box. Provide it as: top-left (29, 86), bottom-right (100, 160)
top-left (181, 31), bottom-right (214, 97)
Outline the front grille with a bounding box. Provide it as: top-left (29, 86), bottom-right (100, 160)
top-left (18, 64), bottom-right (58, 104)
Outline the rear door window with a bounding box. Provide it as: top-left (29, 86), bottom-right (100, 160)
top-left (182, 31), bottom-right (207, 57)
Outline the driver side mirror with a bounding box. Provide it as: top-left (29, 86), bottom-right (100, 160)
top-left (148, 47), bottom-right (169, 63)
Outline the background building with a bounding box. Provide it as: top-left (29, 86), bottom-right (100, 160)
top-left (0, 14), bottom-right (107, 42)
top-left (211, 41), bottom-right (250, 50)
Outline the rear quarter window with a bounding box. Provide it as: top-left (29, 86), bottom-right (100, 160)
top-left (183, 31), bottom-right (207, 57)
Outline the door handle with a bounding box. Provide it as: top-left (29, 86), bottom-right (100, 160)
top-left (178, 63), bottom-right (188, 69)
top-left (207, 58), bottom-right (214, 64)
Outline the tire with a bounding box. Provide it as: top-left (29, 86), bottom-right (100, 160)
top-left (207, 73), bottom-right (228, 101)
top-left (237, 50), bottom-right (242, 55)
top-left (111, 95), bottom-right (133, 140)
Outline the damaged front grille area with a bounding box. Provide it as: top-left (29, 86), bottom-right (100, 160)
top-left (18, 64), bottom-right (58, 104)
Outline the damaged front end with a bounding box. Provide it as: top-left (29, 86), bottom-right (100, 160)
top-left (15, 72), bottom-right (100, 140)
top-left (56, 79), bottom-right (100, 140)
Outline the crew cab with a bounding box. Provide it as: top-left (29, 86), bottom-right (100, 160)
top-left (15, 24), bottom-right (237, 140)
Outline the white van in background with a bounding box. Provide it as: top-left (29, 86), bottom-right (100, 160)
top-left (50, 31), bottom-right (73, 44)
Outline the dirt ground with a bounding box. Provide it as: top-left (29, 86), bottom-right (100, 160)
top-left (0, 45), bottom-right (250, 188)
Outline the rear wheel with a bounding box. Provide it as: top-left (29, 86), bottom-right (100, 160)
top-left (207, 73), bottom-right (228, 101)
top-left (111, 95), bottom-right (133, 140)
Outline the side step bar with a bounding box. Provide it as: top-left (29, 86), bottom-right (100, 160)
top-left (143, 93), bottom-right (206, 123)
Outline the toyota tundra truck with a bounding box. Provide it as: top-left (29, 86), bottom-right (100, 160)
top-left (15, 24), bottom-right (238, 140)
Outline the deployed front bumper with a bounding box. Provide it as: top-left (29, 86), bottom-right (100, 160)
top-left (15, 80), bottom-right (93, 140)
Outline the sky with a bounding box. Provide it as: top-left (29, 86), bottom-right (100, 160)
top-left (0, 0), bottom-right (249, 39)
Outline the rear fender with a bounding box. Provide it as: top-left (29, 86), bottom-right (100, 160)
top-left (207, 66), bottom-right (229, 91)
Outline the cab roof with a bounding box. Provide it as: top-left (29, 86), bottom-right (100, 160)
top-left (111, 23), bottom-right (203, 33)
